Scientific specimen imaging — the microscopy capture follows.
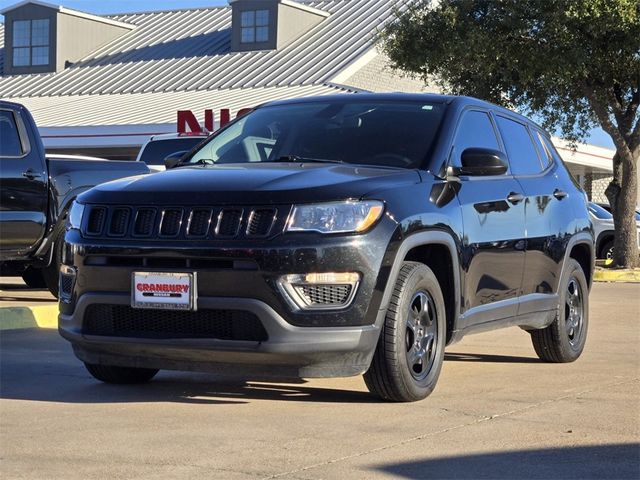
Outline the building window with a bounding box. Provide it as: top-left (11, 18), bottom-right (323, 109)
top-left (240, 10), bottom-right (269, 44)
top-left (12, 19), bottom-right (50, 67)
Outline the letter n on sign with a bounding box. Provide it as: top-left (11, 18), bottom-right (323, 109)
top-left (177, 111), bottom-right (204, 134)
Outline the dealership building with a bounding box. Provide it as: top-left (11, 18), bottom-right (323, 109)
top-left (0, 0), bottom-right (615, 202)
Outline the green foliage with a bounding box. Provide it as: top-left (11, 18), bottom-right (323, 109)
top-left (381, 0), bottom-right (640, 144)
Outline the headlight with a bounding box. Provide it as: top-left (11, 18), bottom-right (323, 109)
top-left (67, 201), bottom-right (85, 230)
top-left (286, 200), bottom-right (384, 234)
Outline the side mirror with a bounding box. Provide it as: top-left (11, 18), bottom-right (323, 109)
top-left (459, 148), bottom-right (508, 176)
top-left (163, 150), bottom-right (188, 169)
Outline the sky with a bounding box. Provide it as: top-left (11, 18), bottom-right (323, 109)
top-left (0, 0), bottom-right (616, 149)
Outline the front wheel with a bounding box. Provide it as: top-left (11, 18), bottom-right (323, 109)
top-left (601, 240), bottom-right (614, 266)
top-left (530, 258), bottom-right (589, 363)
top-left (364, 262), bottom-right (446, 402)
top-left (84, 363), bottom-right (159, 384)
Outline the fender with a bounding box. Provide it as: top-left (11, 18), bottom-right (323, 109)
top-left (374, 230), bottom-right (461, 336)
top-left (559, 231), bottom-right (595, 291)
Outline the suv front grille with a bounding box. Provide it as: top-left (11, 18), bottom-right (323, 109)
top-left (83, 304), bottom-right (268, 341)
top-left (82, 205), bottom-right (285, 241)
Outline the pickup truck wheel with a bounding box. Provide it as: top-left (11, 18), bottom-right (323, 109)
top-left (84, 363), bottom-right (159, 384)
top-left (530, 259), bottom-right (589, 363)
top-left (364, 262), bottom-right (446, 402)
top-left (21, 267), bottom-right (47, 288)
top-left (42, 227), bottom-right (64, 298)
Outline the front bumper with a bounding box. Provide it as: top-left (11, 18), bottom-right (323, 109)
top-left (59, 219), bottom-right (399, 378)
top-left (59, 293), bottom-right (380, 378)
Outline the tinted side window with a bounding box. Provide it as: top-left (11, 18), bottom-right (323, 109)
top-left (0, 110), bottom-right (23, 157)
top-left (531, 129), bottom-right (552, 169)
top-left (452, 110), bottom-right (500, 166)
top-left (496, 116), bottom-right (543, 175)
top-left (539, 133), bottom-right (565, 166)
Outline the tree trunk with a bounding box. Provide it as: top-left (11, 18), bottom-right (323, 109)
top-left (605, 153), bottom-right (639, 268)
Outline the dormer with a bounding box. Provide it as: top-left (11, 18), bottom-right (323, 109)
top-left (230, 0), bottom-right (329, 52)
top-left (1, 0), bottom-right (133, 75)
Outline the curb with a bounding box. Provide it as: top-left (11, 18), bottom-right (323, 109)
top-left (0, 305), bottom-right (59, 331)
top-left (593, 268), bottom-right (640, 283)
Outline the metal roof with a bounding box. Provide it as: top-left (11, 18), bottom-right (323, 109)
top-left (0, 0), bottom-right (405, 98)
top-left (12, 84), bottom-right (350, 127)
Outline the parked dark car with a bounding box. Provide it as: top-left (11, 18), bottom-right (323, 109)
top-left (0, 101), bottom-right (149, 296)
top-left (59, 94), bottom-right (593, 401)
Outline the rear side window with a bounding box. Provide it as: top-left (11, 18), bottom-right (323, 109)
top-left (452, 110), bottom-right (500, 166)
top-left (139, 138), bottom-right (205, 165)
top-left (531, 130), bottom-right (553, 169)
top-left (496, 116), bottom-right (543, 175)
top-left (0, 110), bottom-right (24, 157)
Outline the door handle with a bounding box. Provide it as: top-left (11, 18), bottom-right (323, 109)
top-left (507, 192), bottom-right (524, 204)
top-left (553, 189), bottom-right (568, 200)
top-left (22, 169), bottom-right (43, 181)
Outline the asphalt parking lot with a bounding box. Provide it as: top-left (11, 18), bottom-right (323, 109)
top-left (0, 281), bottom-right (639, 479)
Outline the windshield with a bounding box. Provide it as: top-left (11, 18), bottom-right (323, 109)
top-left (140, 137), bottom-right (206, 165)
top-left (183, 100), bottom-right (446, 169)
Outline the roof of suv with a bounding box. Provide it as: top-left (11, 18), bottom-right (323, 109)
top-left (260, 93), bottom-right (544, 133)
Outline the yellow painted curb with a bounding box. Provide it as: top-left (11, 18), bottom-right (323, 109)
top-left (593, 268), bottom-right (640, 283)
top-left (0, 305), bottom-right (59, 330)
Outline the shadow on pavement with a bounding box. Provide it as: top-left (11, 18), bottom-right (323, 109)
top-left (445, 352), bottom-right (541, 363)
top-left (375, 443), bottom-right (640, 479)
top-left (0, 329), bottom-right (379, 405)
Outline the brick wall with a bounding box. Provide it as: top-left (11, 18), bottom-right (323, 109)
top-left (343, 53), bottom-right (440, 93)
top-left (584, 173), bottom-right (612, 203)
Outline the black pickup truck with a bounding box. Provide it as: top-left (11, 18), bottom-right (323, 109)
top-left (0, 100), bottom-right (149, 296)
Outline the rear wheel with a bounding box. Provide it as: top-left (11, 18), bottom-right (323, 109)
top-left (84, 363), bottom-right (159, 384)
top-left (531, 259), bottom-right (588, 363)
top-left (364, 262), bottom-right (446, 402)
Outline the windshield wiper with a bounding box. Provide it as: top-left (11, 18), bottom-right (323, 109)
top-left (274, 155), bottom-right (345, 164)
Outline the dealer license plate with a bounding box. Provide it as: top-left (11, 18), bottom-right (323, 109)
top-left (132, 272), bottom-right (197, 311)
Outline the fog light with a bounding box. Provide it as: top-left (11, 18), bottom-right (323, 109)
top-left (59, 265), bottom-right (76, 303)
top-left (277, 272), bottom-right (360, 311)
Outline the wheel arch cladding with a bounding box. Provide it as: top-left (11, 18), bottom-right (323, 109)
top-left (569, 242), bottom-right (593, 289)
top-left (403, 242), bottom-right (457, 344)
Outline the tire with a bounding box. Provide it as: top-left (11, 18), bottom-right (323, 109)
top-left (21, 267), bottom-right (47, 288)
top-left (601, 240), bottom-right (614, 265)
top-left (84, 363), bottom-right (159, 384)
top-left (364, 262), bottom-right (446, 402)
top-left (42, 227), bottom-right (64, 298)
top-left (530, 258), bottom-right (589, 363)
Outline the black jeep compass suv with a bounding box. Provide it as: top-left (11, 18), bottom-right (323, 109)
top-left (59, 94), bottom-right (593, 402)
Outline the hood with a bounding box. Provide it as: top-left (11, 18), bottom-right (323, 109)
top-left (78, 163), bottom-right (422, 205)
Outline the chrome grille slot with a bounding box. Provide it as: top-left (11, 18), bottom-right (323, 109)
top-left (159, 209), bottom-right (183, 237)
top-left (82, 205), bottom-right (285, 240)
top-left (247, 208), bottom-right (276, 237)
top-left (108, 208), bottom-right (130, 237)
top-left (216, 209), bottom-right (243, 237)
top-left (86, 207), bottom-right (106, 235)
top-left (187, 209), bottom-right (213, 237)
top-left (133, 208), bottom-right (156, 237)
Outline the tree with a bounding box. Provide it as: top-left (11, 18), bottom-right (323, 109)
top-left (381, 0), bottom-right (640, 267)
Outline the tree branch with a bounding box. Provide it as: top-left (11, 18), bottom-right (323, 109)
top-left (583, 83), bottom-right (634, 163)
